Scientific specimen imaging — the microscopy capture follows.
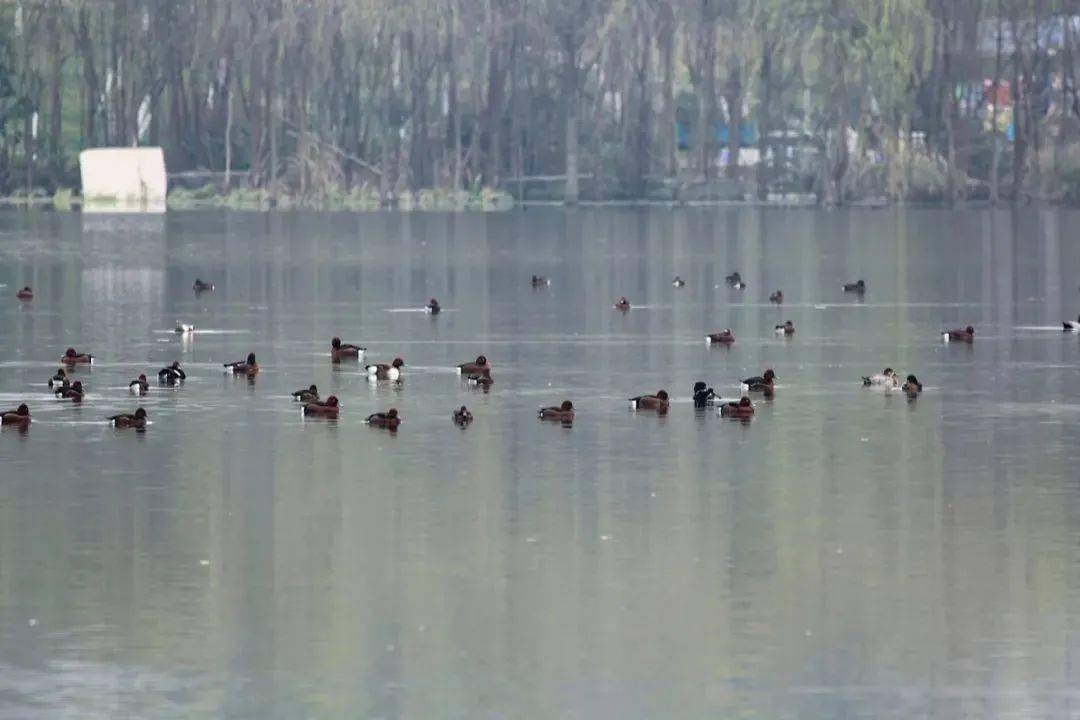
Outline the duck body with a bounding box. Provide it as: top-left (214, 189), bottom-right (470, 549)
top-left (224, 353), bottom-right (260, 376)
top-left (725, 272), bottom-right (743, 287)
top-left (942, 326), bottom-right (975, 343)
top-left (693, 382), bottom-right (719, 408)
top-left (16, 287), bottom-right (33, 300)
top-left (55, 381), bottom-right (85, 401)
top-left (366, 358), bottom-right (404, 380)
top-left (775, 321), bottom-right (795, 335)
top-left (453, 406), bottom-right (474, 426)
top-left (292, 385), bottom-right (319, 403)
top-left (531, 275), bottom-right (551, 287)
top-left (158, 363), bottom-right (186, 384)
top-left (672, 276), bottom-right (686, 288)
top-left (331, 338), bottom-right (366, 362)
top-left (110, 408), bottom-right (147, 429)
top-left (47, 369), bottom-right (68, 389)
top-left (426, 299), bottom-right (441, 315)
top-left (720, 398), bottom-right (755, 418)
top-left (129, 375), bottom-right (150, 395)
top-left (629, 390), bottom-right (670, 413)
top-left (303, 396), bottom-right (340, 418)
top-left (706, 330), bottom-right (735, 345)
top-left (741, 369), bottom-right (777, 395)
top-left (843, 280), bottom-right (866, 294)
top-left (367, 409), bottom-right (401, 429)
top-left (614, 297), bottom-right (631, 311)
top-left (175, 323), bottom-right (195, 334)
top-left (193, 279), bottom-right (215, 293)
top-left (457, 356), bottom-right (491, 376)
top-left (61, 348), bottom-right (93, 365)
top-left (538, 401), bottom-right (575, 422)
top-left (1, 404), bottom-right (31, 427)
top-left (769, 291), bottom-right (783, 304)
top-left (1064, 316), bottom-right (1080, 331)
top-left (862, 369), bottom-right (897, 387)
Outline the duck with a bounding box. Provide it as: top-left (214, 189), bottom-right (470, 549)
top-left (175, 322), bottom-right (195, 334)
top-left (693, 381), bottom-right (719, 408)
top-left (60, 347), bottom-right (93, 365)
top-left (466, 374), bottom-right (493, 390)
top-left (224, 353), bottom-right (260, 376)
top-left (706, 329), bottom-right (735, 345)
top-left (538, 400), bottom-right (575, 422)
top-left (109, 408), bottom-right (147, 429)
top-left (629, 390), bottom-right (669, 414)
top-left (902, 374), bottom-right (923, 398)
top-left (292, 384), bottom-right (319, 402)
top-left (16, 286), bottom-right (33, 300)
top-left (1, 404), bottom-right (31, 428)
top-left (1063, 315), bottom-right (1080, 331)
top-left (158, 361), bottom-right (186, 384)
top-left (331, 337), bottom-right (366, 362)
top-left (720, 396), bottom-right (755, 419)
top-left (725, 272), bottom-right (745, 289)
top-left (769, 290), bottom-right (783, 304)
top-left (843, 280), bottom-right (866, 294)
top-left (672, 276), bottom-right (686, 288)
top-left (862, 368), bottom-right (897, 386)
top-left (775, 320), bottom-right (795, 335)
top-left (531, 275), bottom-right (551, 287)
top-left (129, 374), bottom-right (150, 395)
top-left (193, 279), bottom-right (215, 293)
top-left (47, 368), bottom-right (68, 389)
top-left (303, 395), bottom-right (340, 418)
top-left (614, 297), bottom-right (631, 311)
top-left (942, 326), bottom-right (975, 343)
top-left (457, 355), bottom-right (491, 376)
top-left (426, 298), bottom-right (441, 315)
top-left (741, 369), bottom-right (776, 395)
top-left (366, 408), bottom-right (401, 430)
top-left (55, 381), bottom-right (85, 401)
top-left (453, 406), bottom-right (474, 426)
top-left (366, 357), bottom-right (404, 380)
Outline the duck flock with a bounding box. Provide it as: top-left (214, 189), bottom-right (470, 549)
top-left (2, 270), bottom-right (1026, 432)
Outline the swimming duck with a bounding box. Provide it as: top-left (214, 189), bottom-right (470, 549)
top-left (629, 390), bottom-right (669, 414)
top-left (224, 353), bottom-right (260, 376)
top-left (16, 287), bottom-right (32, 300)
top-left (862, 368), bottom-right (897, 386)
top-left (129, 374), bottom-right (150, 395)
top-left (466, 374), bottom-right (493, 389)
top-left (741, 369), bottom-right (776, 395)
top-left (693, 381), bottom-right (719, 408)
top-left (47, 368), bottom-right (67, 389)
top-left (775, 320), bottom-right (795, 335)
top-left (531, 275), bottom-right (551, 287)
top-left (61, 347), bottom-right (93, 365)
top-left (942, 326), bottom-right (975, 343)
top-left (843, 280), bottom-right (866, 294)
top-left (366, 357), bottom-right (404, 380)
top-left (55, 381), bottom-right (85, 401)
top-left (109, 408), bottom-right (147, 429)
top-left (193, 279), bottom-right (215, 293)
top-left (427, 298), bottom-right (441, 315)
top-left (331, 337), bottom-right (366, 362)
top-left (158, 361), bottom-right (186, 384)
top-left (672, 276), bottom-right (686, 288)
top-left (366, 408), bottom-right (401, 430)
top-left (292, 385), bottom-right (319, 402)
top-left (769, 290), bottom-right (783, 304)
top-left (706, 329), bottom-right (735, 345)
top-left (175, 322), bottom-right (195, 334)
top-left (720, 396), bottom-right (755, 419)
top-left (303, 395), bottom-right (340, 418)
top-left (1, 404), bottom-right (31, 428)
top-left (614, 297), bottom-right (631, 311)
top-left (457, 355), bottom-right (491, 376)
top-left (1064, 315), bottom-right (1080, 331)
top-left (902, 374), bottom-right (923, 398)
top-left (453, 406), bottom-right (474, 426)
top-left (725, 272), bottom-right (745, 289)
top-left (538, 400), bottom-right (575, 422)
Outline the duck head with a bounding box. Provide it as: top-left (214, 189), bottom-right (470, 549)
top-left (392, 358), bottom-right (405, 369)
top-left (387, 408), bottom-right (400, 419)
top-left (326, 395), bottom-right (339, 407)
top-left (763, 369), bottom-right (777, 382)
top-left (56, 368), bottom-right (66, 378)
top-left (138, 374), bottom-right (147, 382)
top-left (739, 397), bottom-right (752, 408)
top-left (656, 390), bottom-right (669, 401)
top-left (694, 381), bottom-right (707, 393)
top-left (71, 381), bottom-right (83, 391)
top-left (171, 361), bottom-right (182, 371)
top-left (965, 326), bottom-right (975, 335)
top-left (476, 355), bottom-right (488, 365)
top-left (134, 408), bottom-right (147, 420)
top-left (16, 404), bottom-right (29, 416)
top-left (331, 337), bottom-right (342, 349)
top-left (560, 401), bottom-right (573, 412)
top-left (309, 384), bottom-right (318, 394)
top-left (246, 353), bottom-right (257, 365)
top-left (65, 348), bottom-right (77, 358)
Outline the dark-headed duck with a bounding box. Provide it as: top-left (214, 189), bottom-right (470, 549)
top-left (742, 369), bottom-right (776, 395)
top-left (453, 406), bottom-right (474, 426)
top-left (769, 290), bottom-right (783, 304)
top-left (1064, 315), bottom-right (1080, 331)
top-left (903, 374), bottom-right (923, 398)
top-left (110, 407), bottom-right (147, 429)
top-left (843, 280), bottom-right (866, 294)
top-left (720, 396), bottom-right (755, 419)
top-left (427, 298), bottom-right (441, 315)
top-left (614, 297), bottom-right (631, 311)
top-left (531, 275), bottom-right (551, 287)
top-left (693, 381), bottom-right (719, 408)
top-left (158, 361), bottom-right (186, 384)
top-left (457, 355), bottom-right (491, 376)
top-left (942, 326), bottom-right (975, 343)
top-left (706, 329), bottom-right (735, 345)
top-left (47, 368), bottom-right (67, 389)
top-left (367, 408), bottom-right (401, 430)
top-left (672, 276), bottom-right (686, 288)
top-left (725, 272), bottom-right (745, 289)
top-left (225, 353), bottom-right (259, 376)
top-left (175, 322), bottom-right (195, 334)
top-left (538, 400), bottom-right (574, 422)
top-left (304, 395), bottom-right (340, 418)
top-left (61, 348), bottom-right (93, 365)
top-left (775, 321), bottom-right (795, 336)
top-left (629, 390), bottom-right (669, 414)
top-left (1, 404), bottom-right (31, 428)
top-left (129, 374), bottom-right (150, 395)
top-left (16, 287), bottom-right (33, 300)
top-left (292, 385), bottom-right (319, 403)
top-left (56, 381), bottom-right (85, 401)
top-left (366, 357), bottom-right (404, 380)
top-left (193, 279), bottom-right (215, 293)
top-left (862, 368), bottom-right (897, 387)
top-left (331, 337), bottom-right (366, 362)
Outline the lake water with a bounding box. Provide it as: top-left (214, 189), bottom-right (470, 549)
top-left (2, 207), bottom-right (1080, 719)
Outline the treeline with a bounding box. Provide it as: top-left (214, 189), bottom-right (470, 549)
top-left (2, 0), bottom-right (1080, 205)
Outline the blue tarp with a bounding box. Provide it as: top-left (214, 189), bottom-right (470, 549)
top-left (676, 121), bottom-right (756, 150)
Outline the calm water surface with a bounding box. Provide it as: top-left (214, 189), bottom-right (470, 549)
top-left (2, 207), bottom-right (1080, 719)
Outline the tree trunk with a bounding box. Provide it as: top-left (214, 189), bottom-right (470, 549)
top-left (658, 1), bottom-right (676, 178)
top-left (990, 0), bottom-right (1003, 204)
top-left (725, 75), bottom-right (742, 179)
